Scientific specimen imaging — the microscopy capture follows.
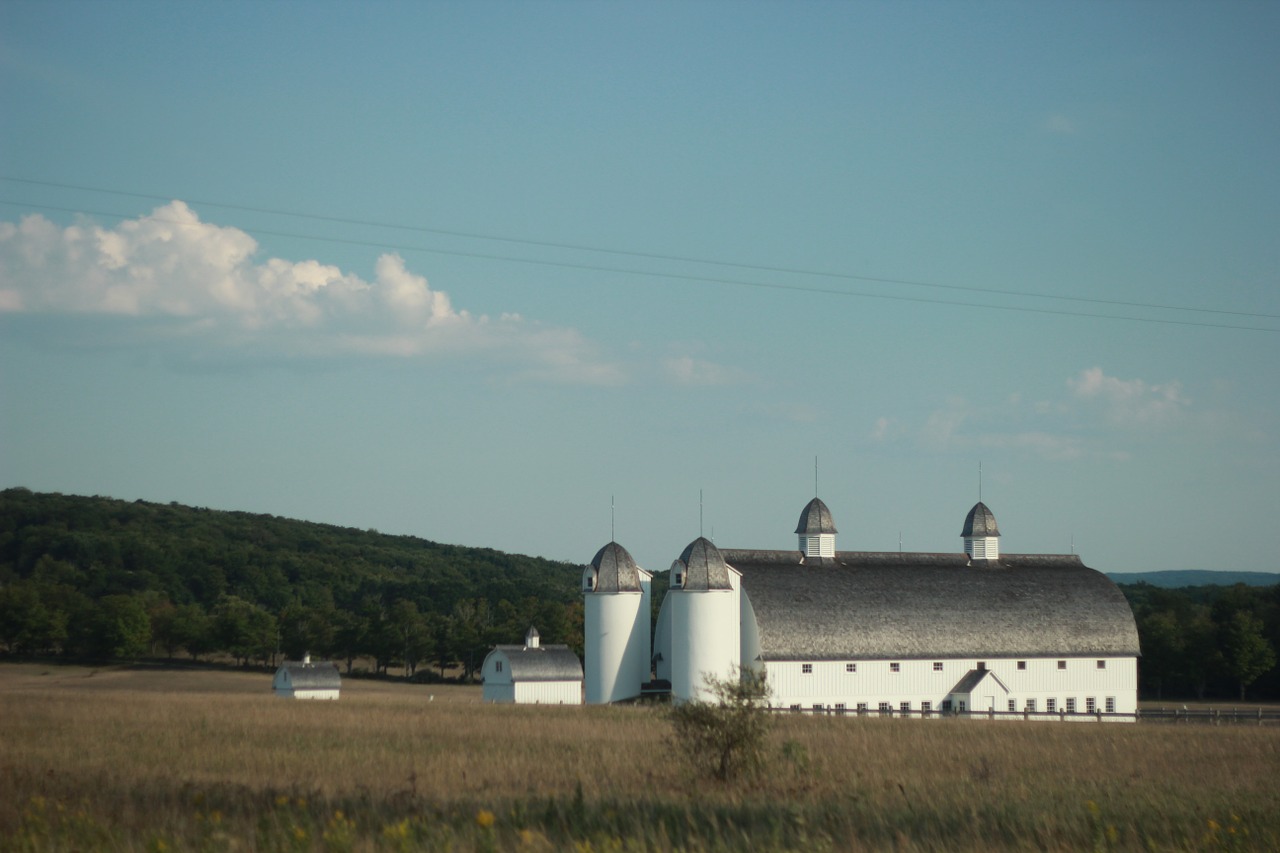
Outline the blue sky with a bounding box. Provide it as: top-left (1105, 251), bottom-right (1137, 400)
top-left (2, 1), bottom-right (1277, 576)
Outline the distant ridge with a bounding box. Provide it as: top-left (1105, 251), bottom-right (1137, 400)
top-left (1109, 570), bottom-right (1279, 588)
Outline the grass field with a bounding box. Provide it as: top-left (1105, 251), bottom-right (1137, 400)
top-left (1, 663), bottom-right (1277, 851)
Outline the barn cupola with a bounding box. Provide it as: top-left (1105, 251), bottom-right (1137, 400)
top-left (671, 537), bottom-right (732, 591)
top-left (961, 501), bottom-right (1001, 561)
top-left (525, 626), bottom-right (540, 649)
top-left (583, 541), bottom-right (642, 593)
top-left (795, 497), bottom-right (837, 558)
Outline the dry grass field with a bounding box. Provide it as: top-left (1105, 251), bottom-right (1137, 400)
top-left (1, 663), bottom-right (1278, 851)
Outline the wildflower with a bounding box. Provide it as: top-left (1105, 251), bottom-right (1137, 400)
top-left (275, 795), bottom-right (290, 807)
top-left (293, 826), bottom-right (307, 841)
top-left (1208, 819), bottom-right (1221, 832)
top-left (475, 809), bottom-right (496, 829)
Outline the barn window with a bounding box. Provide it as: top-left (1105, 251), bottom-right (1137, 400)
top-left (1086, 697), bottom-right (1097, 714)
top-left (932, 661), bottom-right (943, 671)
top-left (957, 700), bottom-right (967, 713)
top-left (890, 662), bottom-right (900, 673)
top-left (856, 702), bottom-right (868, 714)
top-left (1105, 697), bottom-right (1116, 713)
top-left (1057, 660), bottom-right (1067, 670)
top-left (921, 701), bottom-right (932, 715)
top-left (941, 699), bottom-right (952, 712)
top-left (1025, 699), bottom-right (1036, 713)
top-left (900, 702), bottom-right (911, 715)
top-left (878, 702), bottom-right (891, 716)
top-left (977, 661), bottom-right (986, 671)
top-left (846, 662), bottom-right (857, 673)
top-left (789, 704), bottom-right (800, 712)
top-left (1046, 698), bottom-right (1057, 713)
top-left (1007, 699), bottom-right (1016, 713)
top-left (835, 703), bottom-right (846, 712)
top-left (1096, 660), bottom-right (1106, 669)
top-left (1065, 698), bottom-right (1077, 713)
top-left (1017, 661), bottom-right (1026, 670)
top-left (802, 663), bottom-right (813, 674)
top-left (812, 704), bottom-right (824, 712)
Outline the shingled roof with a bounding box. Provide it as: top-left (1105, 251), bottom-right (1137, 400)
top-left (962, 502), bottom-right (1001, 537)
top-left (720, 549), bottom-right (1139, 661)
top-left (491, 645), bottom-right (584, 682)
top-left (795, 497), bottom-right (838, 535)
top-left (588, 541), bottom-right (643, 593)
top-left (677, 537), bottom-right (732, 591)
top-left (276, 660), bottom-right (341, 689)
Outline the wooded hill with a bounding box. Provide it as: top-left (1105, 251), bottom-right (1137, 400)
top-left (0, 488), bottom-right (583, 678)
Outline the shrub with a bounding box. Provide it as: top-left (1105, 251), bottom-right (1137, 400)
top-left (668, 667), bottom-right (773, 781)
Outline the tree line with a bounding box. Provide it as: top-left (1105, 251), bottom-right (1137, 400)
top-left (0, 489), bottom-right (583, 679)
top-left (1120, 581), bottom-right (1279, 701)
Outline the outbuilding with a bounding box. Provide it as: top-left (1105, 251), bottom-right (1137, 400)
top-left (272, 654), bottom-right (341, 700)
top-left (481, 626), bottom-right (583, 704)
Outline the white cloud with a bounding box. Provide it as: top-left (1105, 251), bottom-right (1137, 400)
top-left (663, 355), bottom-right (743, 386)
top-left (0, 205), bottom-right (620, 382)
top-left (1067, 367), bottom-right (1189, 427)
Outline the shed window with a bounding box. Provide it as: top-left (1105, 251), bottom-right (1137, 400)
top-left (900, 702), bottom-right (911, 715)
top-left (1025, 699), bottom-right (1036, 713)
top-left (835, 703), bottom-right (846, 711)
top-left (1065, 698), bottom-right (1077, 713)
top-left (802, 663), bottom-right (813, 674)
top-left (812, 704), bottom-right (824, 712)
top-left (846, 662), bottom-right (857, 673)
top-left (921, 701), bottom-right (932, 715)
top-left (1057, 660), bottom-right (1067, 670)
top-left (1008, 699), bottom-right (1017, 712)
top-left (1086, 697), bottom-right (1097, 714)
top-left (856, 703), bottom-right (868, 713)
top-left (878, 702), bottom-right (891, 716)
top-left (890, 662), bottom-right (901, 673)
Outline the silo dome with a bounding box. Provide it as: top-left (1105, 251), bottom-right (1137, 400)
top-left (585, 541), bottom-right (642, 593)
top-left (795, 497), bottom-right (838, 535)
top-left (961, 502), bottom-right (1001, 538)
top-left (675, 537), bottom-right (732, 591)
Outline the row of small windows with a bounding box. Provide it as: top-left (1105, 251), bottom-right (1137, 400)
top-left (789, 697), bottom-right (1118, 715)
top-left (799, 659), bottom-right (1109, 673)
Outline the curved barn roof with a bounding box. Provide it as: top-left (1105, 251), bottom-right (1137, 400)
top-left (720, 549), bottom-right (1138, 660)
top-left (677, 537), bottom-right (732, 590)
top-left (795, 497), bottom-right (838, 535)
top-left (588, 541), bottom-right (643, 592)
top-left (491, 645), bottom-right (583, 682)
top-left (961, 502), bottom-right (1001, 537)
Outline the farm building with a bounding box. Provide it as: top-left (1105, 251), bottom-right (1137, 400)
top-left (272, 654), bottom-right (341, 700)
top-left (481, 626), bottom-right (584, 704)
top-left (585, 498), bottom-right (1140, 720)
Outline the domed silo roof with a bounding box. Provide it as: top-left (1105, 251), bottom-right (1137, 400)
top-left (795, 497), bottom-right (838, 535)
top-left (961, 502), bottom-right (1001, 537)
top-left (588, 541), bottom-right (642, 593)
top-left (677, 537), bottom-right (732, 590)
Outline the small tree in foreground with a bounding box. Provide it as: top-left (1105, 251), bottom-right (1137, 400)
top-left (668, 667), bottom-right (773, 782)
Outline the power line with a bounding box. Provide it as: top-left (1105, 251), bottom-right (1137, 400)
top-left (1, 195), bottom-right (1277, 334)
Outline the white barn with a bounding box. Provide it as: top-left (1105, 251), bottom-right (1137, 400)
top-left (587, 497), bottom-right (1140, 720)
top-left (481, 626), bottom-right (584, 704)
top-left (272, 654), bottom-right (341, 700)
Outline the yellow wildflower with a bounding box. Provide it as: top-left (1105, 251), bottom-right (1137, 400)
top-left (475, 809), bottom-right (496, 829)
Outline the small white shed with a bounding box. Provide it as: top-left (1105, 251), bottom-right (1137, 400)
top-left (272, 654), bottom-right (341, 700)
top-left (481, 626), bottom-right (583, 704)
top-left (947, 668), bottom-right (1009, 715)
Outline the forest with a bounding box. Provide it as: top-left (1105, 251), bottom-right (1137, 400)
top-left (0, 488), bottom-right (1276, 699)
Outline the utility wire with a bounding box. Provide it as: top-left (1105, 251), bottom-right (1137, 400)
top-left (3, 174), bottom-right (1275, 323)
top-left (1, 196), bottom-right (1277, 334)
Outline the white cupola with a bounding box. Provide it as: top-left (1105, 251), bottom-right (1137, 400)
top-left (795, 497), bottom-right (837, 558)
top-left (961, 502), bottom-right (1001, 561)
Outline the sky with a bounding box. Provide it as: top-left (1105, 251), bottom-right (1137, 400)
top-left (1, 1), bottom-right (1278, 577)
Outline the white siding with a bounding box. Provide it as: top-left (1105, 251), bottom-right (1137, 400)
top-left (670, 570), bottom-right (741, 703)
top-left (765, 656), bottom-right (1137, 722)
top-left (512, 680), bottom-right (581, 704)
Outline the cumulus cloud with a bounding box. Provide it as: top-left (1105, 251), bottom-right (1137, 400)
top-left (0, 204), bottom-right (620, 382)
top-left (1067, 367), bottom-right (1189, 427)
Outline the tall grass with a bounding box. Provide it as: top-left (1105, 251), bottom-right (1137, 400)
top-left (1, 664), bottom-right (1277, 851)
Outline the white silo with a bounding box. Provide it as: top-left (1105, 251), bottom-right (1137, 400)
top-left (667, 537), bottom-right (740, 704)
top-left (583, 541), bottom-right (651, 704)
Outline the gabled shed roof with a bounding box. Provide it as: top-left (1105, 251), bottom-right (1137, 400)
top-left (276, 660), bottom-right (341, 689)
top-left (721, 549), bottom-right (1139, 661)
